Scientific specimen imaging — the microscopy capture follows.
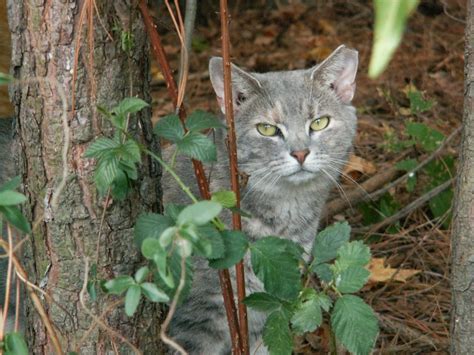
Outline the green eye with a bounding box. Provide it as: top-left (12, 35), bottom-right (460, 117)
top-left (256, 123), bottom-right (278, 136)
top-left (310, 116), bottom-right (330, 131)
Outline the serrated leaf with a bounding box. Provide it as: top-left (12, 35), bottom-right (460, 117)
top-left (407, 89), bottom-right (433, 114)
top-left (122, 139), bottom-right (141, 163)
top-left (368, 0), bottom-right (419, 78)
top-left (331, 295), bottom-right (379, 355)
top-left (141, 282), bottom-right (170, 303)
top-left (4, 332), bottom-right (28, 355)
top-left (185, 109), bottom-right (226, 132)
top-left (0, 176), bottom-right (21, 192)
top-left (312, 263), bottom-right (333, 283)
top-left (154, 114), bottom-right (184, 142)
top-left (211, 190), bottom-right (237, 208)
top-left (177, 201), bottom-right (222, 226)
top-left (395, 158), bottom-right (417, 172)
top-left (250, 237), bottom-right (301, 300)
top-left (193, 225), bottom-right (225, 259)
top-left (291, 294), bottom-right (323, 334)
top-left (263, 310), bottom-right (293, 355)
top-left (84, 137), bottom-right (119, 158)
top-left (243, 292), bottom-right (282, 313)
top-left (164, 203), bottom-right (186, 221)
top-left (110, 169), bottom-right (129, 200)
top-left (125, 285), bottom-right (142, 316)
top-left (406, 122), bottom-right (444, 152)
top-left (134, 266), bottom-right (150, 283)
top-left (312, 222), bottom-right (351, 264)
top-left (314, 293), bottom-right (332, 312)
top-left (335, 266), bottom-right (370, 294)
top-left (134, 213), bottom-right (174, 247)
top-left (208, 230), bottom-right (248, 269)
top-left (114, 97), bottom-right (149, 115)
top-left (104, 276), bottom-right (135, 295)
top-left (336, 241), bottom-right (371, 270)
top-left (177, 131), bottom-right (217, 162)
top-left (0, 206), bottom-right (31, 234)
top-left (0, 190), bottom-right (27, 206)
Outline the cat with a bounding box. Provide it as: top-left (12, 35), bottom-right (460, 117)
top-left (164, 45), bottom-right (359, 354)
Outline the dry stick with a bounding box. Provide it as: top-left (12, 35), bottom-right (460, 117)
top-left (138, 2), bottom-right (242, 354)
top-left (218, 1), bottom-right (249, 354)
top-left (357, 178), bottom-right (454, 234)
top-left (323, 126), bottom-right (461, 220)
top-left (0, 240), bottom-right (63, 355)
top-left (1, 225), bottom-right (13, 333)
top-left (160, 254), bottom-right (188, 355)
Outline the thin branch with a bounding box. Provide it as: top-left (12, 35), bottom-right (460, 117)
top-left (160, 254), bottom-right (188, 355)
top-left (219, 1), bottom-right (248, 354)
top-left (356, 178), bottom-right (454, 234)
top-left (1, 225), bottom-right (14, 333)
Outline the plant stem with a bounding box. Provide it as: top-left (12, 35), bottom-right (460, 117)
top-left (218, 1), bottom-right (249, 353)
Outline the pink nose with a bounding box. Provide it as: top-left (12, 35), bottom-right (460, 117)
top-left (290, 149), bottom-right (310, 165)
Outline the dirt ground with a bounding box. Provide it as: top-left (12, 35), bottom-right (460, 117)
top-left (152, 0), bottom-right (466, 353)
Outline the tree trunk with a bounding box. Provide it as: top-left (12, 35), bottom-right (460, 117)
top-left (8, 1), bottom-right (162, 353)
top-left (450, 0), bottom-right (474, 353)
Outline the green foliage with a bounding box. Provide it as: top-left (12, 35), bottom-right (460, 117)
top-left (263, 310), bottom-right (293, 355)
top-left (331, 295), bottom-right (379, 355)
top-left (177, 201), bottom-right (222, 226)
top-left (395, 158), bottom-right (417, 192)
top-left (209, 230), bottom-right (249, 269)
top-left (250, 237), bottom-right (302, 301)
top-left (0, 177), bottom-right (31, 234)
top-left (211, 190), bottom-right (237, 208)
top-left (407, 88), bottom-right (433, 114)
top-left (243, 292), bottom-right (283, 313)
top-left (0, 72), bottom-right (13, 85)
top-left (312, 221), bottom-right (350, 264)
top-left (290, 288), bottom-right (323, 334)
top-left (154, 110), bottom-right (224, 162)
top-left (369, 0), bottom-right (419, 78)
top-left (2, 332), bottom-right (29, 355)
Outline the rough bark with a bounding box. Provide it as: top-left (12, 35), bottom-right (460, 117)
top-left (450, 1), bottom-right (474, 353)
top-left (8, 1), bottom-right (162, 353)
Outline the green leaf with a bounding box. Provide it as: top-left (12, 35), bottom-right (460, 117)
top-left (141, 282), bottom-right (170, 303)
top-left (122, 139), bottom-right (141, 163)
top-left (314, 292), bottom-right (333, 312)
top-left (177, 132), bottom-right (217, 162)
top-left (331, 295), bottom-right (379, 355)
top-left (4, 332), bottom-right (28, 355)
top-left (0, 206), bottom-right (31, 234)
top-left (94, 156), bottom-right (120, 195)
top-left (103, 275), bottom-right (135, 295)
top-left (250, 237), bottom-right (301, 300)
top-left (134, 213), bottom-right (174, 247)
top-left (368, 0), bottom-right (419, 78)
top-left (114, 97), bottom-right (149, 116)
top-left (396, 159), bottom-right (418, 192)
top-left (154, 114), bottom-right (184, 142)
top-left (429, 188), bottom-right (453, 220)
top-left (0, 190), bottom-right (27, 206)
top-left (312, 221), bottom-right (351, 264)
top-left (335, 266), bottom-right (370, 294)
top-left (291, 292), bottom-right (323, 335)
top-left (263, 310), bottom-right (293, 355)
top-left (211, 190), bottom-right (237, 208)
top-left (84, 137), bottom-right (119, 158)
top-left (336, 241), bottom-right (371, 270)
top-left (311, 263), bottom-right (333, 283)
top-left (208, 230), bottom-right (248, 269)
top-left (193, 225), bottom-right (225, 259)
top-left (164, 203), bottom-right (186, 221)
top-left (87, 281), bottom-right (97, 302)
top-left (125, 285), bottom-right (142, 316)
top-left (0, 72), bottom-right (13, 85)
top-left (243, 292), bottom-right (282, 313)
top-left (185, 110), bottom-right (226, 132)
top-left (141, 238), bottom-right (166, 259)
top-left (134, 266), bottom-right (150, 283)
top-left (406, 122), bottom-right (445, 152)
top-left (177, 201), bottom-right (222, 226)
top-left (0, 176), bottom-right (21, 192)
top-left (407, 89), bottom-right (433, 114)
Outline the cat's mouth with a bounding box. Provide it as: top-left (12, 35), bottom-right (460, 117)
top-left (285, 168), bottom-right (316, 183)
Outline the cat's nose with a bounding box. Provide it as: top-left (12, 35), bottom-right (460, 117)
top-left (290, 149), bottom-right (310, 165)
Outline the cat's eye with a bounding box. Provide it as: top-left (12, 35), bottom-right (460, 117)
top-left (256, 123), bottom-right (279, 137)
top-left (310, 116), bottom-right (330, 132)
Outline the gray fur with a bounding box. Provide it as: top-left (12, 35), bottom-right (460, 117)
top-left (164, 45), bottom-right (358, 354)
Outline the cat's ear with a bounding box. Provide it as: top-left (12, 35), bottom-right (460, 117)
top-left (310, 45), bottom-right (358, 104)
top-left (209, 57), bottom-right (262, 114)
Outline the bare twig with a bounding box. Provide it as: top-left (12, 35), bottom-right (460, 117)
top-left (1, 225), bottom-right (14, 333)
top-left (356, 178), bottom-right (454, 234)
top-left (160, 254), bottom-right (188, 355)
top-left (219, 0), bottom-right (248, 353)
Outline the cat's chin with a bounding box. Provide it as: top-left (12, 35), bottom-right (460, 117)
top-left (284, 170), bottom-right (316, 185)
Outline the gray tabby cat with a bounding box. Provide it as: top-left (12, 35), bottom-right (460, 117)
top-left (164, 45), bottom-right (358, 354)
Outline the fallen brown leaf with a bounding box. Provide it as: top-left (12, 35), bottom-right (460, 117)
top-left (367, 258), bottom-right (421, 283)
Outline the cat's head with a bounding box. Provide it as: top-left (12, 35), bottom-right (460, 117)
top-left (209, 45), bottom-right (358, 192)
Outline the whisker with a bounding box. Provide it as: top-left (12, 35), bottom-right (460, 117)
top-left (321, 168), bottom-right (353, 212)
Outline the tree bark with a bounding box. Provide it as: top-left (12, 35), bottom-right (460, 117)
top-left (450, 0), bottom-right (474, 353)
top-left (8, 1), bottom-right (162, 353)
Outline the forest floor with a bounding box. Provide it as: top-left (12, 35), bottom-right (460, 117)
top-left (151, 1), bottom-right (466, 353)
